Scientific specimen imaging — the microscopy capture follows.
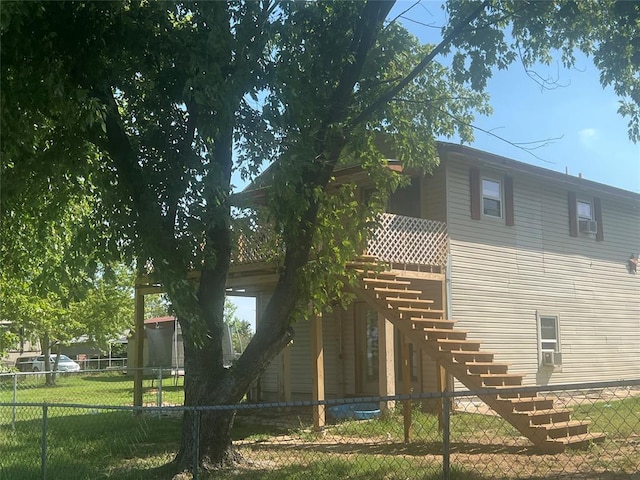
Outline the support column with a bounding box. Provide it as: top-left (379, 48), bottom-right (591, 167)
top-left (378, 314), bottom-right (395, 411)
top-left (311, 312), bottom-right (325, 430)
top-left (401, 335), bottom-right (412, 443)
top-left (437, 361), bottom-right (447, 431)
top-left (133, 286), bottom-right (145, 409)
top-left (282, 343), bottom-right (291, 402)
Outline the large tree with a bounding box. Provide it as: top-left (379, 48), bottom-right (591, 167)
top-left (2, 0), bottom-right (637, 473)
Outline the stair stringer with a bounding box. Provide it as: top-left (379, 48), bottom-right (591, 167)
top-left (345, 270), bottom-right (605, 453)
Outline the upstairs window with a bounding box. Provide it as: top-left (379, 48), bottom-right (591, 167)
top-left (577, 200), bottom-right (592, 220)
top-left (568, 192), bottom-right (604, 241)
top-left (482, 178), bottom-right (502, 218)
top-left (470, 167), bottom-right (514, 225)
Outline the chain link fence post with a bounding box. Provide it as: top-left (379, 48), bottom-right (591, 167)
top-left (41, 403), bottom-right (48, 480)
top-left (442, 391), bottom-right (450, 480)
top-left (157, 369), bottom-right (163, 414)
top-left (11, 372), bottom-right (17, 431)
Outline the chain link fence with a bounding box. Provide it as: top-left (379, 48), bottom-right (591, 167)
top-left (1, 377), bottom-right (638, 479)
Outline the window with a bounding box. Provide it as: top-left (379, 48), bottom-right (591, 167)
top-left (365, 311), bottom-right (379, 382)
top-left (568, 192), bottom-right (604, 240)
top-left (538, 313), bottom-right (562, 368)
top-left (482, 178), bottom-right (502, 217)
top-left (539, 315), bottom-right (559, 352)
top-left (577, 200), bottom-right (592, 220)
top-left (470, 168), bottom-right (514, 225)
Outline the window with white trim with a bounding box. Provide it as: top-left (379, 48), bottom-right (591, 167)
top-left (577, 200), bottom-right (592, 220)
top-left (482, 178), bottom-right (502, 218)
top-left (539, 315), bottom-right (559, 352)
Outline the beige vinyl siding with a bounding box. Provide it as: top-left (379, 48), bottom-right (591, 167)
top-left (445, 160), bottom-right (640, 387)
top-left (421, 167), bottom-right (447, 222)
top-left (341, 304), bottom-right (357, 396)
top-left (260, 310), bottom-right (342, 401)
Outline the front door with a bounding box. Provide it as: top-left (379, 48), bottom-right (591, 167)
top-left (355, 304), bottom-right (379, 395)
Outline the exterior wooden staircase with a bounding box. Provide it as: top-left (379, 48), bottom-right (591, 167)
top-left (347, 263), bottom-right (606, 453)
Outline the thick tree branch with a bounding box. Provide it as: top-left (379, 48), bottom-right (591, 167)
top-left (348, 0), bottom-right (490, 130)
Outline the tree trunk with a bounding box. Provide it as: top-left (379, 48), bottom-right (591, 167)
top-left (41, 333), bottom-right (55, 386)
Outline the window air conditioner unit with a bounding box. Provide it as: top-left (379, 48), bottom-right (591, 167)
top-left (542, 351), bottom-right (562, 366)
top-left (578, 219), bottom-right (598, 234)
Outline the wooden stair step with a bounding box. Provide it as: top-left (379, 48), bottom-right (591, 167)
top-left (372, 287), bottom-right (422, 296)
top-left (465, 361), bottom-right (510, 374)
top-left (537, 420), bottom-right (590, 439)
top-left (478, 373), bottom-right (524, 386)
top-left (518, 408), bottom-right (572, 425)
top-left (387, 297), bottom-right (435, 306)
top-left (491, 385), bottom-right (539, 399)
top-left (362, 277), bottom-right (411, 286)
top-left (436, 339), bottom-right (482, 351)
top-left (413, 318), bottom-right (456, 329)
top-left (450, 351), bottom-right (495, 363)
top-left (425, 328), bottom-right (468, 340)
top-left (551, 432), bottom-right (606, 446)
top-left (406, 309), bottom-right (446, 319)
top-left (399, 307), bottom-right (443, 317)
top-left (503, 396), bottom-right (555, 412)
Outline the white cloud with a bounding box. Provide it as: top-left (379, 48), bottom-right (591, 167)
top-left (578, 128), bottom-right (599, 148)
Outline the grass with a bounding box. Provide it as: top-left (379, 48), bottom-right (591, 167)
top-left (572, 395), bottom-right (640, 437)
top-left (0, 371), bottom-right (184, 409)
top-left (1, 378), bottom-right (638, 479)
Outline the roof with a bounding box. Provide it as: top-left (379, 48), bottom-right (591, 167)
top-left (231, 140), bottom-right (640, 207)
top-left (437, 142), bottom-right (640, 203)
top-left (144, 316), bottom-right (177, 325)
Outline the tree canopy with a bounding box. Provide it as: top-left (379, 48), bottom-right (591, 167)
top-left (2, 0), bottom-right (637, 472)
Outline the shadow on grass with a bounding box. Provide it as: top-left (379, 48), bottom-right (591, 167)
top-left (240, 439), bottom-right (540, 457)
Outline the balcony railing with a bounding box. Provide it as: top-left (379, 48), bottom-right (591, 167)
top-left (231, 213), bottom-right (448, 269)
top-left (366, 213), bottom-right (448, 268)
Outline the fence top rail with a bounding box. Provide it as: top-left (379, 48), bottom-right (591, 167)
top-left (2, 378), bottom-right (638, 412)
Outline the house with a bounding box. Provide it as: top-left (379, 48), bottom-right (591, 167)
top-left (237, 142), bottom-right (639, 401)
top-left (135, 141), bottom-right (639, 450)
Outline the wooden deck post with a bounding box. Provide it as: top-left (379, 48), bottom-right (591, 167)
top-left (133, 286), bottom-right (145, 409)
top-left (378, 314), bottom-right (395, 411)
top-left (401, 335), bottom-right (412, 443)
top-left (311, 312), bottom-right (325, 430)
top-left (282, 343), bottom-right (291, 402)
top-left (436, 361), bottom-right (447, 431)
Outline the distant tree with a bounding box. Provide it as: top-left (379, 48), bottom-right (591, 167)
top-left (144, 294), bottom-right (172, 320)
top-left (224, 300), bottom-right (253, 354)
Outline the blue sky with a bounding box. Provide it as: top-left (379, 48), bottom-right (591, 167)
top-left (230, 1), bottom-right (640, 332)
top-left (397, 0), bottom-right (639, 193)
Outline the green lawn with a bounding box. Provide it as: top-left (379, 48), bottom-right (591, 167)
top-left (1, 381), bottom-right (638, 479)
top-left (0, 372), bottom-right (184, 410)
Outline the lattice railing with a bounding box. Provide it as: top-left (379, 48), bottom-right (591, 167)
top-left (231, 213), bottom-right (448, 268)
top-left (366, 213), bottom-right (448, 268)
top-left (231, 220), bottom-right (282, 265)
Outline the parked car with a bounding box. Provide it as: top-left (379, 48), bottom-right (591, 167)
top-left (32, 354), bottom-right (81, 373)
top-left (14, 355), bottom-right (37, 372)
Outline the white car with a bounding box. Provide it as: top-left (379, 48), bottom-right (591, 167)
top-left (32, 354), bottom-right (81, 373)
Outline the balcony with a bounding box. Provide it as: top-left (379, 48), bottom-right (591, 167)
top-left (231, 213), bottom-right (448, 273)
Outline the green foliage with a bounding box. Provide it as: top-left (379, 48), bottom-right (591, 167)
top-left (224, 299), bottom-right (254, 353)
